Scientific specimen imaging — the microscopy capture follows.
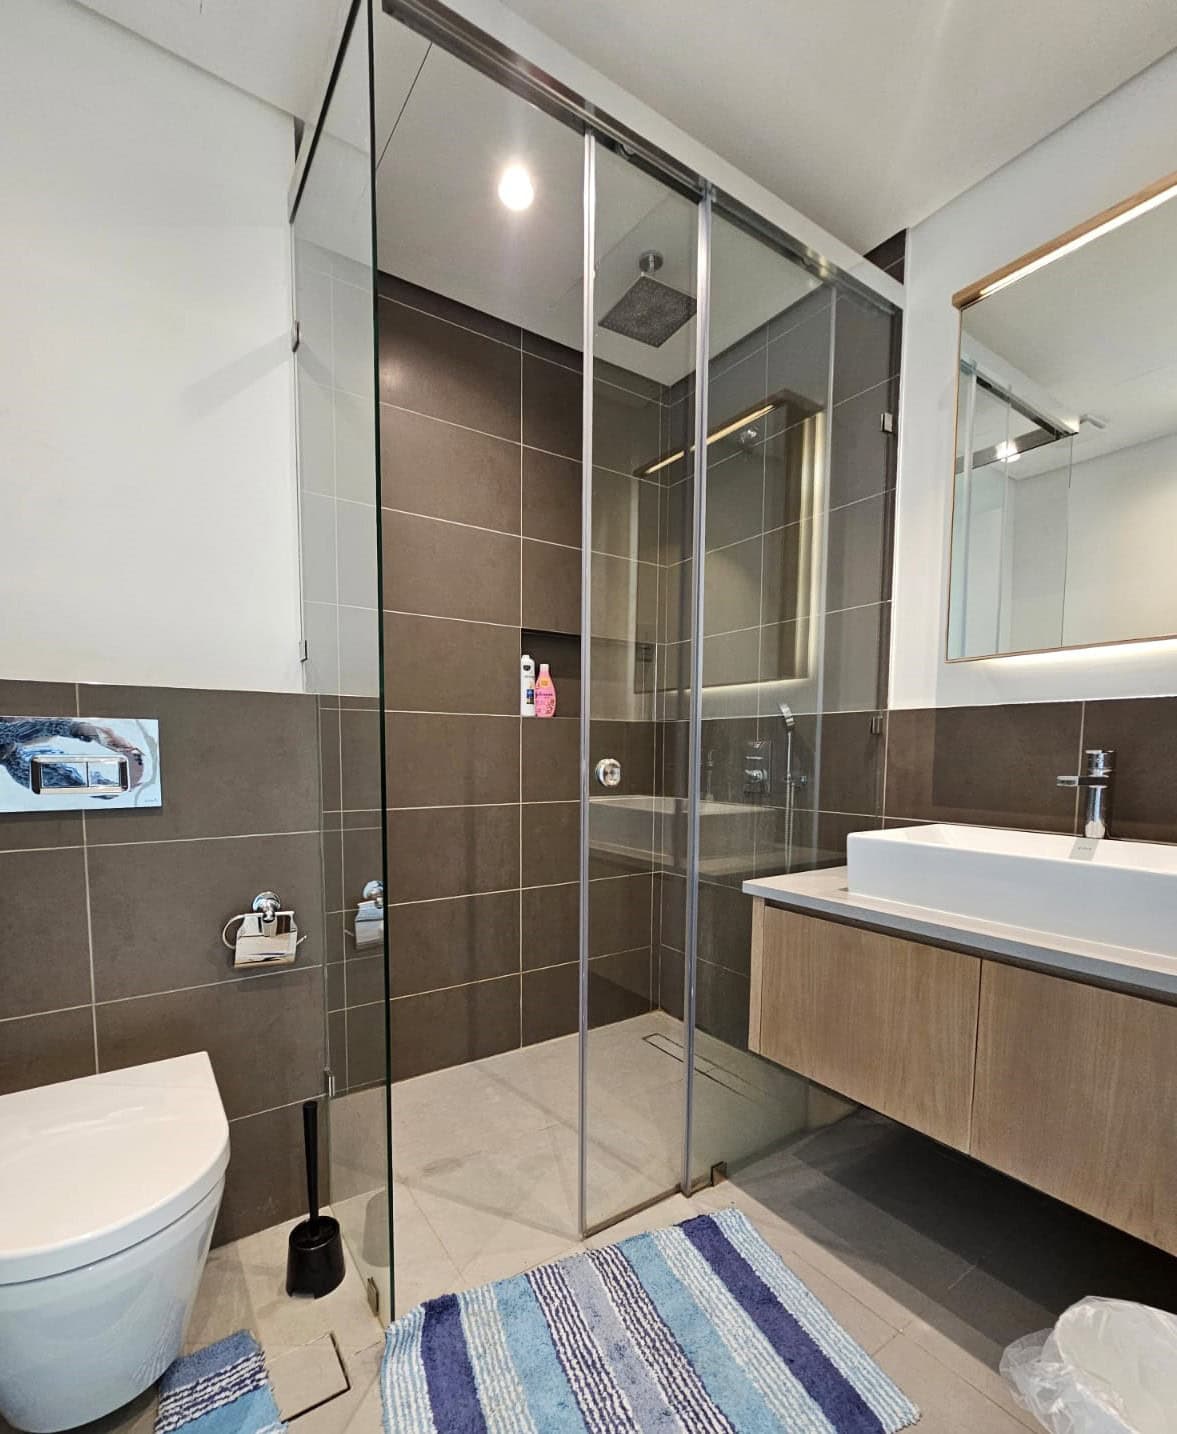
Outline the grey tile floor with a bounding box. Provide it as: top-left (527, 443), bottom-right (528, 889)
top-left (20, 1018), bottom-right (1177, 1434)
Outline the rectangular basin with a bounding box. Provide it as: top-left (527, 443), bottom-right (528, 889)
top-left (847, 824), bottom-right (1177, 958)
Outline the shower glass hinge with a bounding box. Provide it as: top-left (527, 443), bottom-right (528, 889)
top-left (324, 1066), bottom-right (336, 1098)
top-left (365, 1277), bottom-right (380, 1317)
top-left (880, 411), bottom-right (895, 434)
top-left (298, 639), bottom-right (309, 664)
top-left (869, 714), bottom-right (885, 736)
top-left (291, 320), bottom-right (301, 353)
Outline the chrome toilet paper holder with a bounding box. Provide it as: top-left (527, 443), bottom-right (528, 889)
top-left (222, 890), bottom-right (305, 967)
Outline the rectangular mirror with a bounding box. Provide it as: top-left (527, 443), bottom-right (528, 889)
top-left (947, 170), bottom-right (1177, 660)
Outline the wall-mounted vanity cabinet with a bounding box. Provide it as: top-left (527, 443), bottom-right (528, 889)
top-left (749, 901), bottom-right (1177, 1255)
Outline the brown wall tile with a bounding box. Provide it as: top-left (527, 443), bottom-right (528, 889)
top-left (1083, 697), bottom-right (1177, 843)
top-left (384, 612), bottom-right (519, 716)
top-left (388, 890), bottom-right (519, 996)
top-left (0, 847), bottom-right (91, 1018)
top-left (522, 354), bottom-right (580, 460)
top-left (387, 713), bottom-right (520, 808)
top-left (589, 873), bottom-right (653, 957)
top-left (818, 710), bottom-right (884, 815)
top-left (390, 974), bottom-right (519, 1080)
top-left (381, 404), bottom-right (520, 533)
top-left (214, 1100), bottom-right (329, 1245)
top-left (522, 448), bottom-right (581, 548)
top-left (522, 717), bottom-right (578, 802)
top-left (340, 709), bottom-right (382, 812)
top-left (387, 804), bottom-right (519, 902)
top-left (522, 539), bottom-right (580, 635)
top-left (383, 509), bottom-right (520, 626)
top-left (88, 833), bottom-right (324, 1000)
top-left (885, 704), bottom-right (1082, 831)
top-left (378, 297), bottom-right (521, 441)
top-left (96, 966), bottom-right (324, 1120)
top-left (521, 800), bottom-right (578, 887)
top-left (521, 882), bottom-right (577, 971)
top-left (0, 1007), bottom-right (95, 1095)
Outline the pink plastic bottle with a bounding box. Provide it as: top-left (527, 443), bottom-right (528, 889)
top-left (534, 663), bottom-right (557, 718)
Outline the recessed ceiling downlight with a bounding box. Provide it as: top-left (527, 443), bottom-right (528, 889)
top-left (497, 163), bottom-right (534, 211)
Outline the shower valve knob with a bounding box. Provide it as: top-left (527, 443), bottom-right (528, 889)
top-left (594, 757), bottom-right (622, 789)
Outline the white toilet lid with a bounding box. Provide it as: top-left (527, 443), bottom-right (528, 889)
top-left (0, 1052), bottom-right (230, 1285)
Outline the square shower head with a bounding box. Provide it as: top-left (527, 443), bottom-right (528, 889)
top-left (599, 275), bottom-right (696, 348)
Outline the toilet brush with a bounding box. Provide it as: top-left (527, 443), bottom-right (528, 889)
top-left (285, 1099), bottom-right (345, 1297)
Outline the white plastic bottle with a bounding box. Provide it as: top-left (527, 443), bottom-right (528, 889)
top-left (520, 654), bottom-right (536, 717)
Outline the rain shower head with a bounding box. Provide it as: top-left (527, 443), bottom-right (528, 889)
top-left (599, 251), bottom-right (696, 348)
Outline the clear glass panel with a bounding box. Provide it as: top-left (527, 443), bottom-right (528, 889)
top-left (686, 210), bottom-right (839, 1190)
top-left (371, 13), bottom-right (587, 1299)
top-left (291, 1), bottom-right (391, 1317)
top-left (949, 370), bottom-right (1071, 658)
top-left (583, 141), bottom-right (697, 1232)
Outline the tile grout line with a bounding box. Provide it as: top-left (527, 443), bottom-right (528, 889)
top-left (76, 683), bottom-right (100, 1073)
top-left (518, 342), bottom-right (525, 1054)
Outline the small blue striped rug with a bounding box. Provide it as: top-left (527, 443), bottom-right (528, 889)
top-left (155, 1331), bottom-right (284, 1434)
top-left (381, 1206), bottom-right (918, 1432)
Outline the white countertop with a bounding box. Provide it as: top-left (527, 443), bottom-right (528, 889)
top-left (743, 866), bottom-right (1177, 1003)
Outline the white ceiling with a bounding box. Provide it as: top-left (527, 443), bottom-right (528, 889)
top-left (963, 188), bottom-right (1177, 477)
top-left (74, 0), bottom-right (343, 122)
top-left (73, 0), bottom-right (1177, 253)
top-left (495, 0), bottom-right (1177, 251)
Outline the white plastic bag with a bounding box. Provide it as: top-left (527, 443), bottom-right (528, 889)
top-left (1001, 1297), bottom-right (1177, 1434)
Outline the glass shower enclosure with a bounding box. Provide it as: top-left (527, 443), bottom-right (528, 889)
top-left (289, 0), bottom-right (900, 1316)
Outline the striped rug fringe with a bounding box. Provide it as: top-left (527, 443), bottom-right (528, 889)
top-left (156, 1331), bottom-right (285, 1434)
top-left (381, 1206), bottom-right (919, 1432)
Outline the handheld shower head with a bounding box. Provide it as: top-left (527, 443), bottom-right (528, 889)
top-left (777, 702), bottom-right (795, 730)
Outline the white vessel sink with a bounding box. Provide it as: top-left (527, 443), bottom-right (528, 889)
top-left (847, 824), bottom-right (1177, 958)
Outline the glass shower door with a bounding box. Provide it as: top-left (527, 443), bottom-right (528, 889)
top-left (290, 0), bottom-right (392, 1317)
top-left (580, 137), bottom-right (700, 1233)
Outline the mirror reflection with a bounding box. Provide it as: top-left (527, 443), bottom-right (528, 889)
top-left (948, 175), bottom-right (1177, 659)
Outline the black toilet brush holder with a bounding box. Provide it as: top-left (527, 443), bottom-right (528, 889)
top-left (285, 1098), bottom-right (344, 1298)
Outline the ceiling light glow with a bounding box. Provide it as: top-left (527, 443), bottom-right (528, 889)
top-left (497, 164), bottom-right (534, 212)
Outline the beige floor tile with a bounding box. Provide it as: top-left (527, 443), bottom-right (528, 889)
top-left (269, 1334), bottom-right (350, 1421)
top-left (874, 1333), bottom-right (1031, 1433)
top-left (391, 1182), bottom-right (464, 1315)
top-left (408, 1125), bottom-right (578, 1278)
top-left (390, 1055), bottom-right (558, 1180)
top-left (288, 1338), bottom-right (384, 1434)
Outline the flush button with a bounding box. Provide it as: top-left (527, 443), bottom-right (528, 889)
top-left (594, 757), bottom-right (622, 789)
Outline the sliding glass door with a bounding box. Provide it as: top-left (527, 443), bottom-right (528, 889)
top-left (580, 137), bottom-right (699, 1233)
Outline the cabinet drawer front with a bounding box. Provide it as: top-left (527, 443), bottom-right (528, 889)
top-left (973, 961), bottom-right (1177, 1254)
top-left (750, 904), bottom-right (980, 1150)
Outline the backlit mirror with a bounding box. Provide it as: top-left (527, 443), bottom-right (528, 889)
top-left (947, 172), bottom-right (1177, 659)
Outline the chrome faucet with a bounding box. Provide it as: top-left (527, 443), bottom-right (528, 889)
top-left (1057, 748), bottom-right (1115, 839)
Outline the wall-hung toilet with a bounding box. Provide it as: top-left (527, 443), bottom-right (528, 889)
top-left (0, 1053), bottom-right (229, 1433)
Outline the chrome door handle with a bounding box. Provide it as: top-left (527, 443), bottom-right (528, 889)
top-left (594, 757), bottom-right (622, 789)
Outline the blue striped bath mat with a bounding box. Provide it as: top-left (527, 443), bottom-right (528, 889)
top-left (381, 1206), bottom-right (918, 1432)
top-left (155, 1331), bottom-right (284, 1434)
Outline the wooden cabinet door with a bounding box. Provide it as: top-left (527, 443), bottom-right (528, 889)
top-left (749, 902), bottom-right (980, 1151)
top-left (973, 960), bottom-right (1177, 1254)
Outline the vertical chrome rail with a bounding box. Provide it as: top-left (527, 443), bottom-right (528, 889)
top-left (680, 189), bottom-right (713, 1195)
top-left (577, 131), bottom-right (597, 1238)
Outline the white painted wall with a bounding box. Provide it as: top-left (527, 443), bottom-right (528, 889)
top-left (0, 0), bottom-right (301, 693)
top-left (892, 48), bottom-right (1177, 708)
